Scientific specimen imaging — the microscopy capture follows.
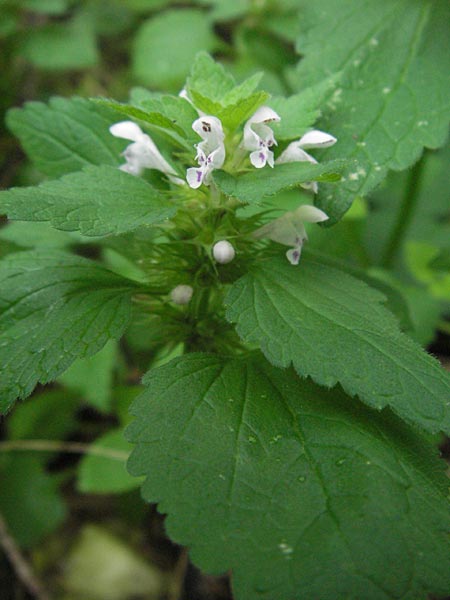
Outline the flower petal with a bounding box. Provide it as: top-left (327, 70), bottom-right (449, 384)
top-left (276, 144), bottom-right (317, 165)
top-left (286, 245), bottom-right (302, 265)
top-left (298, 130), bottom-right (337, 149)
top-left (192, 116), bottom-right (225, 144)
top-left (186, 167), bottom-right (204, 189)
top-left (109, 121), bottom-right (145, 143)
top-left (294, 204), bottom-right (328, 223)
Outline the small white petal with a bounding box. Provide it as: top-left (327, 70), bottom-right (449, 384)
top-left (110, 121), bottom-right (145, 143)
top-left (119, 162), bottom-right (142, 176)
top-left (276, 144), bottom-right (317, 165)
top-left (170, 284), bottom-right (193, 305)
top-left (294, 204), bottom-right (328, 223)
top-left (301, 181), bottom-right (319, 194)
top-left (250, 150), bottom-right (268, 169)
top-left (186, 167), bottom-right (204, 189)
top-left (247, 106), bottom-right (281, 126)
top-left (298, 130), bottom-right (337, 149)
top-left (213, 240), bottom-right (235, 264)
top-left (192, 116), bottom-right (225, 143)
top-left (286, 245), bottom-right (302, 265)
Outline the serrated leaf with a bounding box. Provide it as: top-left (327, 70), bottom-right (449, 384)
top-left (127, 353), bottom-right (450, 600)
top-left (94, 99), bottom-right (186, 139)
top-left (214, 160), bottom-right (346, 205)
top-left (225, 256), bottom-right (450, 434)
top-left (270, 76), bottom-right (338, 141)
top-left (6, 97), bottom-right (123, 177)
top-left (189, 88), bottom-right (270, 132)
top-left (0, 165), bottom-right (175, 237)
top-left (132, 10), bottom-right (218, 90)
top-left (77, 429), bottom-right (140, 494)
top-left (0, 251), bottom-right (137, 413)
top-left (292, 0), bottom-right (450, 223)
top-left (187, 53), bottom-right (269, 130)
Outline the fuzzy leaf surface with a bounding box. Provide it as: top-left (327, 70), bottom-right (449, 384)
top-left (0, 165), bottom-right (175, 237)
top-left (0, 251), bottom-right (137, 412)
top-left (292, 0), bottom-right (450, 223)
top-left (127, 353), bottom-right (450, 600)
top-left (214, 160), bottom-right (345, 205)
top-left (6, 97), bottom-right (123, 177)
top-left (225, 256), bottom-right (450, 434)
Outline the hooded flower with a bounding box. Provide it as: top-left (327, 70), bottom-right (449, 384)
top-left (243, 106), bottom-right (281, 169)
top-left (253, 204), bottom-right (328, 265)
top-left (186, 116), bottom-right (225, 189)
top-left (110, 121), bottom-right (183, 184)
top-left (276, 130), bottom-right (337, 193)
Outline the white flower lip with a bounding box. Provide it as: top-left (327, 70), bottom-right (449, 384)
top-left (110, 121), bottom-right (183, 184)
top-left (254, 204), bottom-right (328, 265)
top-left (186, 116), bottom-right (226, 188)
top-left (243, 106), bottom-right (281, 169)
top-left (276, 129), bottom-right (337, 194)
top-left (212, 240), bottom-right (235, 264)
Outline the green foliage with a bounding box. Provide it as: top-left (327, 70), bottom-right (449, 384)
top-left (132, 10), bottom-right (218, 90)
top-left (77, 429), bottom-right (141, 494)
top-left (18, 12), bottom-right (98, 69)
top-left (127, 353), bottom-right (450, 600)
top-left (0, 251), bottom-right (137, 413)
top-left (0, 165), bottom-right (176, 236)
top-left (6, 98), bottom-right (123, 178)
top-left (186, 53), bottom-right (269, 131)
top-left (0, 455), bottom-right (66, 547)
top-left (292, 0), bottom-right (450, 223)
top-left (214, 160), bottom-right (346, 206)
top-left (58, 340), bottom-right (117, 412)
top-left (225, 256), bottom-right (450, 434)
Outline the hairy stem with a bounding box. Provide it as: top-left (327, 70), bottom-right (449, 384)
top-left (381, 152), bottom-right (427, 267)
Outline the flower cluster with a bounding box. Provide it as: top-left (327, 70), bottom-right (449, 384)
top-left (109, 103), bottom-right (336, 265)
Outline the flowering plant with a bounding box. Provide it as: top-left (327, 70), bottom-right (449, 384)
top-left (0, 40), bottom-right (449, 600)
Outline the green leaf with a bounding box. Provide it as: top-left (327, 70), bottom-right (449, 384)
top-left (269, 76), bottom-right (338, 141)
top-left (0, 455), bottom-right (66, 547)
top-left (187, 53), bottom-right (269, 130)
top-left (0, 251), bottom-right (137, 413)
top-left (8, 388), bottom-right (79, 443)
top-left (225, 256), bottom-right (450, 434)
top-left (6, 97), bottom-right (123, 177)
top-left (58, 340), bottom-right (117, 413)
top-left (18, 13), bottom-right (98, 70)
top-left (22, 0), bottom-right (69, 15)
top-left (366, 146), bottom-right (450, 268)
top-left (94, 99), bottom-right (187, 139)
top-left (132, 10), bottom-right (218, 91)
top-left (0, 165), bottom-right (176, 237)
top-left (292, 0), bottom-right (450, 223)
top-left (214, 160), bottom-right (346, 205)
top-left (127, 353), bottom-right (450, 600)
top-left (77, 429), bottom-right (140, 494)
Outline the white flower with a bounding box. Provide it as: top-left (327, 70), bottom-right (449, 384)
top-left (253, 204), bottom-right (328, 265)
top-left (186, 116), bottom-right (226, 189)
top-left (170, 284), bottom-right (193, 305)
top-left (243, 106), bottom-right (281, 169)
top-left (212, 240), bottom-right (235, 264)
top-left (276, 130), bottom-right (337, 193)
top-left (110, 121), bottom-right (183, 184)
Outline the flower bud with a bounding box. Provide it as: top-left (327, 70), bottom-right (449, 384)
top-left (170, 284), bottom-right (193, 305)
top-left (212, 240), bottom-right (235, 264)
